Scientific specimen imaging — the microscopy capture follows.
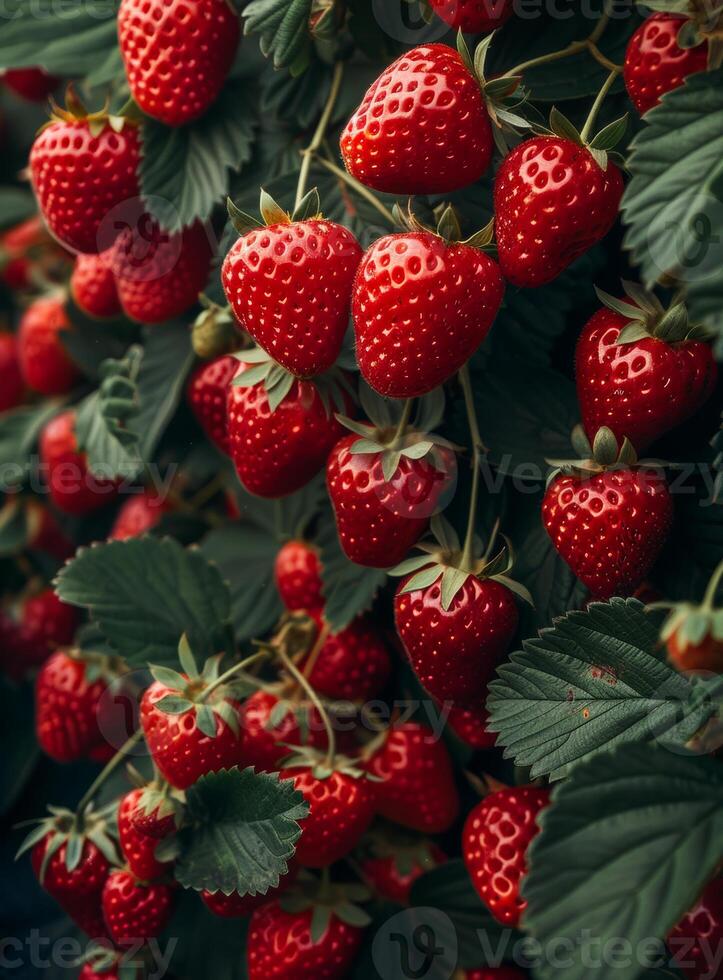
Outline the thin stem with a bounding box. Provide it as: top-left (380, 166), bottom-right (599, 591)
top-left (301, 621), bottom-right (330, 681)
top-left (76, 729), bottom-right (144, 819)
top-left (276, 644), bottom-right (336, 769)
top-left (199, 650), bottom-right (269, 703)
top-left (580, 68), bottom-right (620, 143)
top-left (458, 363), bottom-right (485, 572)
top-left (391, 399), bottom-right (414, 447)
top-left (295, 61), bottom-right (345, 210)
top-left (702, 559), bottom-right (723, 609)
top-left (313, 155), bottom-right (396, 226)
top-left (504, 3), bottom-right (611, 77)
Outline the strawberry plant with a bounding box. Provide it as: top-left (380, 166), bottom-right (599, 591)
top-left (0, 2), bottom-right (721, 979)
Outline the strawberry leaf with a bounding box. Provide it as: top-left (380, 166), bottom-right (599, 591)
top-left (244, 0), bottom-right (313, 75)
top-left (317, 512), bottom-right (387, 630)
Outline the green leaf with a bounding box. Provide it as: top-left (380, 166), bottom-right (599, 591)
top-left (140, 81), bottom-right (256, 233)
top-left (488, 598), bottom-right (719, 780)
top-left (75, 353), bottom-right (143, 480)
top-left (0, 402), bottom-right (60, 492)
top-left (0, 499), bottom-right (30, 557)
top-left (55, 537), bottom-right (233, 667)
top-left (317, 512), bottom-right (387, 631)
top-left (0, 187), bottom-right (36, 230)
top-left (524, 745), bottom-right (723, 980)
top-left (174, 767), bottom-right (308, 895)
top-left (243, 0), bottom-right (313, 75)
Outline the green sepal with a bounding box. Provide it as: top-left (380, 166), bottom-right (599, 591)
top-left (259, 188), bottom-right (289, 227)
top-left (150, 665), bottom-right (188, 690)
top-left (194, 703), bottom-right (218, 738)
top-left (292, 187), bottom-right (321, 222)
top-left (178, 634), bottom-right (199, 679)
top-left (156, 695), bottom-right (194, 714)
top-left (227, 196), bottom-right (261, 236)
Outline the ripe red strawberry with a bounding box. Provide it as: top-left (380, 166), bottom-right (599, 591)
top-left (21, 587), bottom-right (79, 658)
top-left (201, 867), bottom-right (296, 918)
top-left (657, 563), bottom-right (723, 675)
top-left (117, 789), bottom-right (173, 881)
top-left (3, 67), bottom-right (58, 101)
top-left (429, 0), bottom-right (513, 32)
top-left (274, 540), bottom-right (324, 612)
top-left (466, 968), bottom-right (528, 980)
top-left (0, 332), bottom-right (25, 412)
top-left (304, 613), bottom-right (392, 702)
top-left (624, 13), bottom-right (708, 116)
top-left (542, 429), bottom-right (674, 600)
top-left (362, 841), bottom-right (446, 904)
top-left (187, 354), bottom-right (237, 454)
top-left (669, 877), bottom-right (723, 980)
top-left (109, 487), bottom-right (170, 540)
top-left (494, 136), bottom-right (624, 287)
top-left (140, 676), bottom-right (246, 789)
top-left (111, 218), bottom-right (213, 324)
top-left (130, 787), bottom-right (179, 839)
top-left (327, 432), bottom-right (456, 567)
top-left (102, 869), bottom-right (175, 945)
top-left (239, 691), bottom-right (348, 772)
top-left (463, 785), bottom-right (550, 927)
top-left (35, 651), bottom-right (112, 762)
top-left (442, 700), bottom-right (497, 750)
top-left (227, 361), bottom-right (349, 498)
top-left (247, 900), bottom-right (365, 980)
top-left (284, 765), bottom-right (376, 867)
top-left (118, 0), bottom-right (240, 126)
top-left (353, 232), bottom-right (504, 397)
top-left (222, 217), bottom-right (362, 377)
top-left (17, 295), bottom-right (80, 395)
top-left (575, 291), bottom-right (717, 453)
top-left (364, 722), bottom-right (459, 833)
top-left (341, 44), bottom-right (493, 195)
top-left (39, 410), bottom-right (120, 514)
top-left (79, 964), bottom-right (119, 980)
top-left (71, 251), bottom-right (121, 318)
top-left (30, 104), bottom-right (141, 255)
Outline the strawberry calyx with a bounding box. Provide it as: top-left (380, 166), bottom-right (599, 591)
top-left (280, 743), bottom-right (378, 783)
top-left (388, 514), bottom-right (533, 611)
top-left (15, 803), bottom-right (119, 878)
top-left (546, 425), bottom-right (665, 483)
top-left (132, 783), bottom-right (185, 832)
top-left (279, 874), bottom-right (372, 944)
top-left (595, 281), bottom-right (713, 346)
top-left (191, 296), bottom-right (241, 359)
top-left (644, 2), bottom-right (723, 68)
top-left (41, 84), bottom-right (139, 138)
top-left (533, 105), bottom-right (628, 172)
top-left (231, 345), bottom-right (355, 413)
top-left (393, 198), bottom-right (495, 251)
top-left (75, 942), bottom-right (125, 976)
top-left (650, 559), bottom-right (723, 654)
top-left (227, 187), bottom-right (324, 237)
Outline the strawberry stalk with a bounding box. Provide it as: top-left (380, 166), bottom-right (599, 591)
top-left (391, 398), bottom-right (414, 447)
top-left (458, 363), bottom-right (486, 572)
top-left (313, 154), bottom-right (396, 226)
top-left (276, 643), bottom-right (336, 769)
top-left (301, 619), bottom-right (331, 682)
top-left (580, 68), bottom-right (621, 143)
top-left (75, 728), bottom-right (145, 824)
top-left (702, 560), bottom-right (723, 610)
top-left (296, 61), bottom-right (345, 210)
top-left (197, 650), bottom-right (270, 703)
top-left (503, 4), bottom-right (618, 77)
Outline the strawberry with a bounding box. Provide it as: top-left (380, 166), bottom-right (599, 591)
top-left (227, 355), bottom-right (350, 498)
top-left (71, 251), bottom-right (121, 319)
top-left (0, 332), bottom-right (25, 412)
top-left (109, 487), bottom-right (170, 540)
top-left (17, 295), bottom-right (80, 395)
top-left (465, 968), bottom-right (528, 979)
top-left (129, 785), bottom-right (180, 839)
top-left (246, 899), bottom-right (365, 980)
top-left (364, 721), bottom-right (459, 833)
top-left (655, 562), bottom-right (723, 674)
top-left (222, 192), bottom-right (362, 377)
top-left (187, 354), bottom-right (238, 454)
top-left (39, 410), bottom-right (120, 515)
top-left (102, 869), bottom-right (175, 945)
top-left (201, 866), bottom-right (297, 918)
top-left (542, 428), bottom-right (674, 600)
top-left (429, 0), bottom-right (513, 32)
top-left (29, 96), bottom-right (141, 255)
top-left (140, 665), bottom-right (247, 790)
top-left (118, 0), bottom-right (240, 127)
top-left (668, 877), bottom-right (723, 980)
top-left (0, 215), bottom-right (70, 291)
top-left (3, 67), bottom-right (58, 101)
top-left (624, 13), bottom-right (708, 116)
top-left (442, 700), bottom-right (497, 750)
top-left (362, 839), bottom-right (446, 904)
top-left (111, 218), bottom-right (213, 324)
top-left (341, 44), bottom-right (493, 195)
top-left (494, 130), bottom-right (624, 288)
top-left (79, 965), bottom-right (119, 980)
top-left (21, 587), bottom-right (79, 659)
top-left (274, 540), bottom-right (324, 612)
top-left (463, 785), bottom-right (550, 927)
top-left (576, 286), bottom-right (717, 453)
top-left (304, 612), bottom-right (392, 702)
top-left (117, 788), bottom-right (174, 881)
top-left (35, 651), bottom-right (113, 762)
top-left (353, 218), bottom-right (504, 397)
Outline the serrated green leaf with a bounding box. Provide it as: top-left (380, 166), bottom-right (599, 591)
top-left (244, 0), bottom-right (313, 73)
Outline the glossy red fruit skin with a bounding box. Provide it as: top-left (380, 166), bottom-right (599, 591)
top-left (365, 722), bottom-right (459, 833)
top-left (187, 354), bottom-right (237, 454)
top-left (111, 219), bottom-right (213, 324)
top-left (35, 651), bottom-right (109, 762)
top-left (305, 613), bottom-right (392, 702)
top-left (669, 878), bottom-right (723, 980)
top-left (32, 833), bottom-right (110, 938)
top-left (353, 232), bottom-right (504, 398)
top-left (239, 691), bottom-right (344, 772)
top-left (222, 221), bottom-right (362, 377)
top-left (466, 967), bottom-right (528, 980)
top-left (575, 306), bottom-right (717, 452)
top-left (3, 67), bottom-right (59, 100)
top-left (0, 332), bottom-right (25, 412)
top-left (668, 632), bottom-right (723, 674)
top-left (362, 845), bottom-right (446, 904)
top-left (396, 576), bottom-right (518, 705)
top-left (327, 435), bottom-right (455, 567)
top-left (247, 901), bottom-right (364, 980)
top-left (102, 869), bottom-right (174, 945)
top-left (22, 588), bottom-right (79, 657)
top-left (71, 251), bottom-right (121, 318)
top-left (624, 13), bottom-right (708, 116)
top-left (30, 120), bottom-right (141, 255)
top-left (443, 701), bottom-right (497, 750)
top-left (463, 786), bottom-right (551, 927)
top-left (118, 789), bottom-right (172, 881)
top-left (341, 44), bottom-right (493, 195)
top-left (201, 867), bottom-right (296, 918)
top-left (39, 410), bottom-right (120, 515)
top-left (274, 540), bottom-right (324, 611)
top-left (118, 0), bottom-right (239, 127)
top-left (285, 767), bottom-right (376, 867)
top-left (79, 965), bottom-right (119, 980)
top-left (109, 487), bottom-right (169, 540)
top-left (227, 367), bottom-right (349, 498)
top-left (429, 0), bottom-right (513, 32)
top-left (140, 680), bottom-right (246, 789)
top-left (542, 468), bottom-right (674, 600)
top-left (18, 296), bottom-right (80, 395)
top-left (494, 136), bottom-right (624, 288)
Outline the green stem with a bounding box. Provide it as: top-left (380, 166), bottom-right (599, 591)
top-left (504, 4), bottom-right (611, 77)
top-left (313, 155), bottom-right (396, 226)
top-left (702, 559), bottom-right (723, 609)
top-left (580, 68), bottom-right (620, 143)
top-left (276, 645), bottom-right (336, 769)
top-left (295, 61), bottom-right (345, 211)
top-left (391, 399), bottom-right (414, 447)
top-left (76, 728), bottom-right (144, 819)
top-left (199, 650), bottom-right (269, 703)
top-left (458, 363), bottom-right (486, 572)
